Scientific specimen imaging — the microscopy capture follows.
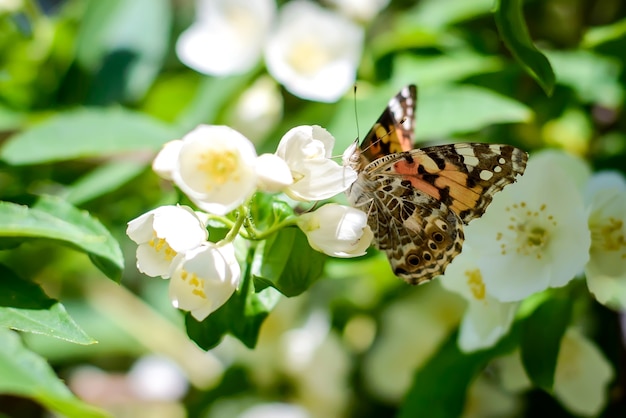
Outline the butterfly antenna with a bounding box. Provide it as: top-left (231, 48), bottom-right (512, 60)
top-left (353, 84), bottom-right (360, 143)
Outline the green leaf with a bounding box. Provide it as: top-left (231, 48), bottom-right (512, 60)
top-left (0, 265), bottom-right (94, 344)
top-left (329, 84), bottom-right (531, 152)
top-left (417, 85), bottom-right (532, 140)
top-left (0, 197), bottom-right (124, 281)
top-left (64, 160), bottom-right (146, 205)
top-left (413, 0), bottom-right (494, 29)
top-left (546, 50), bottom-right (624, 108)
top-left (252, 227), bottom-right (326, 297)
top-left (520, 295), bottom-right (572, 391)
top-left (0, 328), bottom-right (108, 417)
top-left (399, 326), bottom-right (520, 418)
top-left (0, 108), bottom-right (179, 165)
top-left (582, 17), bottom-right (626, 48)
top-left (185, 277), bottom-right (281, 350)
top-left (494, 0), bottom-right (556, 95)
top-left (75, 0), bottom-right (172, 102)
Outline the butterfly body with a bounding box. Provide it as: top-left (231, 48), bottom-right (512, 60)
top-left (344, 85), bottom-right (528, 284)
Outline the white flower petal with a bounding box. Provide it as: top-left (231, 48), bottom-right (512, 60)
top-left (553, 329), bottom-right (614, 416)
top-left (276, 125), bottom-right (357, 201)
top-left (264, 0), bottom-right (364, 102)
top-left (152, 140), bottom-right (183, 181)
top-left (464, 152), bottom-right (591, 302)
top-left (297, 204), bottom-right (372, 257)
top-left (127, 205), bottom-right (209, 278)
top-left (442, 248), bottom-right (518, 352)
top-left (255, 153), bottom-right (293, 192)
top-left (584, 171), bottom-right (626, 309)
top-left (172, 125), bottom-right (258, 215)
top-left (176, 0), bottom-right (275, 76)
top-left (169, 243), bottom-right (241, 321)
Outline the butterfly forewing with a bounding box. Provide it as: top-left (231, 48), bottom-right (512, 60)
top-left (345, 85), bottom-right (528, 284)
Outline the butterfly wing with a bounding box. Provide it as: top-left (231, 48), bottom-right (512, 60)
top-left (364, 143), bottom-right (527, 283)
top-left (359, 85), bottom-right (416, 165)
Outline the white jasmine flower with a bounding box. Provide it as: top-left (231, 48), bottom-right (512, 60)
top-left (228, 76), bottom-right (283, 142)
top-left (324, 0), bottom-right (390, 22)
top-left (494, 330), bottom-right (613, 416)
top-left (176, 0), bottom-right (276, 76)
top-left (264, 0), bottom-right (364, 102)
top-left (126, 205), bottom-right (208, 278)
top-left (297, 204), bottom-right (373, 258)
top-left (169, 242), bottom-right (241, 321)
top-left (462, 374), bottom-right (521, 418)
top-left (171, 125), bottom-right (258, 215)
top-left (553, 329), bottom-right (613, 416)
top-left (441, 247), bottom-right (519, 352)
top-left (464, 152), bottom-right (591, 302)
top-left (152, 139), bottom-right (183, 181)
top-left (276, 125), bottom-right (357, 201)
top-left (128, 355), bottom-right (189, 401)
top-left (255, 153), bottom-right (294, 193)
top-left (363, 283), bottom-right (464, 401)
top-left (240, 403), bottom-right (310, 418)
top-left (584, 171), bottom-right (626, 309)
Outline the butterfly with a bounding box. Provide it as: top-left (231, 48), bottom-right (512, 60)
top-left (344, 85), bottom-right (528, 284)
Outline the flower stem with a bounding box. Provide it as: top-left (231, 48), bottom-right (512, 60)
top-left (219, 206), bottom-right (248, 245)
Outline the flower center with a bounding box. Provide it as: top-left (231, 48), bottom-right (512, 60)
top-left (287, 37), bottom-right (331, 75)
top-left (198, 148), bottom-right (240, 189)
top-left (591, 217), bottom-right (626, 257)
top-left (180, 270), bottom-right (207, 299)
top-left (149, 237), bottom-right (177, 261)
top-left (465, 268), bottom-right (486, 301)
top-left (498, 201), bottom-right (557, 260)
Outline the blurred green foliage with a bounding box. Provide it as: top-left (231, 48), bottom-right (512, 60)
top-left (0, 0), bottom-right (625, 417)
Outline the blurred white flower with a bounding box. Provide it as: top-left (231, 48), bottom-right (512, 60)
top-left (228, 76), bottom-right (283, 142)
top-left (152, 139), bottom-right (183, 181)
top-left (176, 0), bottom-right (276, 75)
top-left (126, 205), bottom-right (208, 278)
top-left (363, 283), bottom-right (464, 401)
top-left (0, 0), bottom-right (21, 13)
top-left (170, 125), bottom-right (258, 215)
top-left (297, 204), bottom-right (373, 258)
top-left (441, 247), bottom-right (518, 352)
top-left (553, 329), bottom-right (613, 416)
top-left (325, 0), bottom-right (390, 22)
top-left (264, 0), bottom-right (364, 102)
top-left (239, 403), bottom-right (310, 418)
top-left (463, 152), bottom-right (591, 302)
top-left (462, 373), bottom-right (520, 418)
top-left (495, 329), bottom-right (613, 416)
top-left (169, 242), bottom-right (241, 321)
top-left (584, 171), bottom-right (626, 309)
top-left (276, 125), bottom-right (357, 201)
top-left (128, 355), bottom-right (189, 401)
top-left (255, 153), bottom-right (294, 193)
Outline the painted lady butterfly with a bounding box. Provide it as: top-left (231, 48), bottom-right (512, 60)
top-left (344, 85), bottom-right (528, 284)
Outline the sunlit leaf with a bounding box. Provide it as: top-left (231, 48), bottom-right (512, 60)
top-left (0, 108), bottom-right (179, 165)
top-left (0, 265), bottom-right (94, 344)
top-left (64, 160), bottom-right (146, 205)
top-left (582, 18), bottom-right (626, 48)
top-left (0, 328), bottom-right (108, 417)
top-left (520, 296), bottom-right (572, 391)
top-left (547, 50), bottom-right (624, 108)
top-left (0, 197), bottom-right (124, 281)
top-left (494, 0), bottom-right (555, 95)
top-left (252, 227), bottom-right (326, 297)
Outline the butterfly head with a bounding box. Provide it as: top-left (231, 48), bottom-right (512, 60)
top-left (342, 139), bottom-right (364, 171)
